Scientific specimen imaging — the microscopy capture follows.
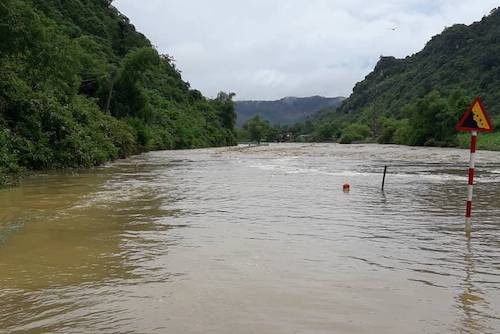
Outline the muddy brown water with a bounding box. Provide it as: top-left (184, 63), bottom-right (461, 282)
top-left (1, 143), bottom-right (500, 333)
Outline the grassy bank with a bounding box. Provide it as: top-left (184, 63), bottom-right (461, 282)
top-left (458, 132), bottom-right (500, 151)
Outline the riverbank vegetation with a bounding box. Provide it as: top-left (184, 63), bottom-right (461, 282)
top-left (0, 0), bottom-right (236, 186)
top-left (240, 89), bottom-right (500, 151)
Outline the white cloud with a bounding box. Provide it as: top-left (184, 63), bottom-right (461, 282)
top-left (113, 0), bottom-right (499, 100)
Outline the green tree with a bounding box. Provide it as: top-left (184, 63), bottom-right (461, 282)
top-left (406, 91), bottom-right (467, 146)
top-left (244, 116), bottom-right (271, 144)
top-left (109, 47), bottom-right (159, 119)
top-left (339, 123), bottom-right (372, 144)
top-left (214, 91), bottom-right (237, 130)
top-left (312, 122), bottom-right (339, 141)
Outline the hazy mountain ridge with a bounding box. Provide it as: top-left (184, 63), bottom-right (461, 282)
top-left (235, 96), bottom-right (345, 126)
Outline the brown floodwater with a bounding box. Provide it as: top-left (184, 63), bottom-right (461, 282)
top-left (1, 143), bottom-right (500, 333)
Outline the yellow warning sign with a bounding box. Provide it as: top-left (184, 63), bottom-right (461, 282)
top-left (456, 97), bottom-right (493, 132)
top-left (471, 101), bottom-right (490, 129)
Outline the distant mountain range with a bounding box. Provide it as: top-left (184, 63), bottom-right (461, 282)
top-left (235, 96), bottom-right (345, 126)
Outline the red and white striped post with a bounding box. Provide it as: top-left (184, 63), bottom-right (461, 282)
top-left (456, 97), bottom-right (494, 235)
top-left (465, 130), bottom-right (478, 233)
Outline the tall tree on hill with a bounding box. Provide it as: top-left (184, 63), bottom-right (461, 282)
top-left (214, 91), bottom-right (237, 130)
top-left (109, 47), bottom-right (159, 119)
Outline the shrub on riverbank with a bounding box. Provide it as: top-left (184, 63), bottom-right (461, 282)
top-left (339, 123), bottom-right (372, 144)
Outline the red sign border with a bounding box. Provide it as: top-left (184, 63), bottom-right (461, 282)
top-left (456, 97), bottom-right (494, 133)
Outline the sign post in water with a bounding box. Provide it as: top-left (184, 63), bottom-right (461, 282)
top-left (456, 97), bottom-right (494, 234)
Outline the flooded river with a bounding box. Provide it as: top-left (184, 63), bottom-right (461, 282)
top-left (1, 143), bottom-right (500, 333)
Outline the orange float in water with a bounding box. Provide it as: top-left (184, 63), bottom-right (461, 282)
top-left (343, 183), bottom-right (350, 193)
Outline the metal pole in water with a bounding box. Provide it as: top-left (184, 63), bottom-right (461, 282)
top-left (381, 166), bottom-right (387, 191)
top-left (465, 131), bottom-right (478, 234)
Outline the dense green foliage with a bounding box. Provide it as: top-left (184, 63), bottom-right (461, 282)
top-left (0, 0), bottom-right (236, 185)
top-left (306, 8), bottom-right (500, 148)
top-left (310, 90), bottom-right (472, 145)
top-left (240, 116), bottom-right (272, 144)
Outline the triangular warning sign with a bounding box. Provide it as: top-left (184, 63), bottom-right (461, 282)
top-left (456, 97), bottom-right (494, 132)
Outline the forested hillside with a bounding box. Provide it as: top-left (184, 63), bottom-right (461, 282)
top-left (235, 96), bottom-right (344, 126)
top-left (310, 7), bottom-right (500, 147)
top-left (0, 0), bottom-right (236, 185)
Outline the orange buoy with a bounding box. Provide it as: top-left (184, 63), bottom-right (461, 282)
top-left (343, 183), bottom-right (350, 193)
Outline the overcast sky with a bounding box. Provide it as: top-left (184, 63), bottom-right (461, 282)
top-left (114, 0), bottom-right (498, 100)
